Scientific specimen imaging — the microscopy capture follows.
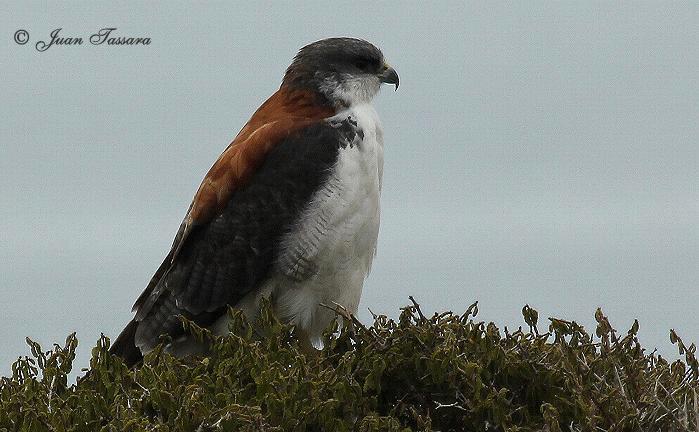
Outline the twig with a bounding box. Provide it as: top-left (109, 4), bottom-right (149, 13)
top-left (614, 366), bottom-right (633, 411)
top-left (319, 302), bottom-right (368, 332)
top-left (655, 381), bottom-right (683, 426)
top-left (409, 296), bottom-right (427, 321)
top-left (434, 401), bottom-right (467, 412)
top-left (47, 375), bottom-right (56, 413)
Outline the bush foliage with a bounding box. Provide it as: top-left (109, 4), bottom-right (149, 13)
top-left (2, 299), bottom-right (699, 431)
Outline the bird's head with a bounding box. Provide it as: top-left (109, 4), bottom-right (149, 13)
top-left (282, 37), bottom-right (399, 108)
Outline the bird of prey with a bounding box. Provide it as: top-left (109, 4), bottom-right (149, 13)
top-left (110, 38), bottom-right (399, 366)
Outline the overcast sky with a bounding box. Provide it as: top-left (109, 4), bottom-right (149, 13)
top-left (1, 2), bottom-right (697, 378)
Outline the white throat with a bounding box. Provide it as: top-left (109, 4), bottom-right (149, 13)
top-left (320, 74), bottom-right (382, 107)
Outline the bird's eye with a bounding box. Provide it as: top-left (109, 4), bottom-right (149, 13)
top-left (354, 59), bottom-right (370, 71)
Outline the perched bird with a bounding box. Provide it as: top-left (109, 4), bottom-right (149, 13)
top-left (110, 38), bottom-right (399, 367)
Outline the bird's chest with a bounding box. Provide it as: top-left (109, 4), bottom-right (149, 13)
top-left (272, 104), bottom-right (384, 333)
top-left (319, 123), bottom-right (383, 272)
top-left (306, 104), bottom-right (383, 278)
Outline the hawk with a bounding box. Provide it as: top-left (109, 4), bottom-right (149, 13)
top-left (110, 38), bottom-right (399, 366)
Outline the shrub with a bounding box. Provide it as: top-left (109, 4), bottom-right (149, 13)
top-left (2, 299), bottom-right (698, 431)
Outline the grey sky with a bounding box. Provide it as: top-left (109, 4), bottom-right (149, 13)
top-left (1, 2), bottom-right (697, 377)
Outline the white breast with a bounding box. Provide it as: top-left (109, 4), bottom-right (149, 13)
top-left (271, 103), bottom-right (384, 341)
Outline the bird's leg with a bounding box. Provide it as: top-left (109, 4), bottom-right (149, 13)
top-left (295, 327), bottom-right (320, 357)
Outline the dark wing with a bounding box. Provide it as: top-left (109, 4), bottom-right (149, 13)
top-left (110, 90), bottom-right (338, 365)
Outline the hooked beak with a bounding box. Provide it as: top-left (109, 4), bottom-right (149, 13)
top-left (379, 63), bottom-right (399, 90)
